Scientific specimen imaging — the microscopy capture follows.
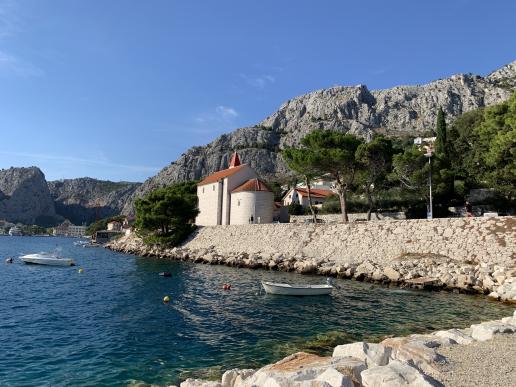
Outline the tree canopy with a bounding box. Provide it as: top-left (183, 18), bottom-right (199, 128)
top-left (355, 136), bottom-right (395, 219)
top-left (134, 181), bottom-right (199, 246)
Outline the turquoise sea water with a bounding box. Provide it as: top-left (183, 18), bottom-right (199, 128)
top-left (0, 236), bottom-right (513, 386)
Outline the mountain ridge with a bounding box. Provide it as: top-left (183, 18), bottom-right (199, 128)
top-left (121, 59), bottom-right (516, 215)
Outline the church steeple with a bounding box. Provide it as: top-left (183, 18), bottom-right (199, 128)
top-left (229, 151), bottom-right (241, 168)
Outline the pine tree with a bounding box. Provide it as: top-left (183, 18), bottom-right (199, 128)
top-left (435, 107), bottom-right (447, 156)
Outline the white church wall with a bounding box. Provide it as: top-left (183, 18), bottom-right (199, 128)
top-left (221, 166), bottom-right (257, 225)
top-left (230, 191), bottom-right (274, 225)
top-left (196, 181), bottom-right (222, 226)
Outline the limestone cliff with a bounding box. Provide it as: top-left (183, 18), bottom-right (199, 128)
top-left (48, 178), bottom-right (140, 225)
top-left (122, 60), bottom-right (516, 214)
top-left (0, 167), bottom-right (57, 225)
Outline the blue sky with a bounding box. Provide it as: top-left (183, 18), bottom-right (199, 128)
top-left (0, 0), bottom-right (514, 182)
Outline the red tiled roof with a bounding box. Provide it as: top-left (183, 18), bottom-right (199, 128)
top-left (197, 164), bottom-right (248, 186)
top-left (294, 188), bottom-right (334, 198)
top-left (232, 178), bottom-right (272, 193)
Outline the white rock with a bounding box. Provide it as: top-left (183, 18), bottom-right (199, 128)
top-left (470, 321), bottom-right (516, 341)
top-left (332, 342), bottom-right (391, 366)
top-left (383, 267), bottom-right (401, 281)
top-left (240, 352), bottom-right (356, 387)
top-left (221, 369), bottom-right (254, 387)
top-left (180, 379), bottom-right (221, 387)
top-left (381, 336), bottom-right (444, 374)
top-left (315, 368), bottom-right (354, 387)
top-left (433, 329), bottom-right (474, 345)
top-left (361, 360), bottom-right (440, 387)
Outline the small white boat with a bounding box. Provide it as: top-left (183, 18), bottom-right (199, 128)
top-left (262, 280), bottom-right (333, 296)
top-left (19, 253), bottom-right (75, 267)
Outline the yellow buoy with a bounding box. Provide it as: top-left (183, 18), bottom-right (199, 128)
top-left (163, 295), bottom-right (170, 303)
top-left (78, 268), bottom-right (84, 273)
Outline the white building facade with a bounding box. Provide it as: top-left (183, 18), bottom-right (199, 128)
top-left (196, 152), bottom-right (275, 226)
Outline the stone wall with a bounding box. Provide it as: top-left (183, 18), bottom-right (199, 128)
top-left (184, 216), bottom-right (515, 266)
top-left (289, 212), bottom-right (406, 224)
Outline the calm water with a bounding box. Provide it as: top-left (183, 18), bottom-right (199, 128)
top-left (0, 237), bottom-right (513, 386)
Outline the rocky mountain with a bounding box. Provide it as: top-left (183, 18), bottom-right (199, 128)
top-left (48, 178), bottom-right (140, 225)
top-left (122, 60), bottom-right (516, 214)
top-left (0, 167), bottom-right (140, 226)
top-left (0, 167), bottom-right (57, 225)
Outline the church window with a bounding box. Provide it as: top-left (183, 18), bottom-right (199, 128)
top-left (213, 185), bottom-right (215, 191)
top-left (237, 200), bottom-right (241, 206)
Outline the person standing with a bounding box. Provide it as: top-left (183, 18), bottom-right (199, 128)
top-left (465, 201), bottom-right (473, 217)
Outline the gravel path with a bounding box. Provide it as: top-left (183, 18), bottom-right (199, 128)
top-left (428, 334), bottom-right (516, 387)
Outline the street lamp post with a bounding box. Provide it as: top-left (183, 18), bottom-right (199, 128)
top-left (414, 137), bottom-right (436, 220)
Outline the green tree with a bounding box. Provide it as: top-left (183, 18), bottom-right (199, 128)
top-left (281, 148), bottom-right (321, 222)
top-left (446, 108), bottom-right (485, 195)
top-left (135, 181), bottom-right (199, 246)
top-left (300, 130), bottom-right (363, 222)
top-left (355, 136), bottom-right (395, 220)
top-left (474, 93), bottom-right (516, 199)
top-left (392, 146), bottom-right (432, 206)
top-left (434, 108), bottom-right (447, 156)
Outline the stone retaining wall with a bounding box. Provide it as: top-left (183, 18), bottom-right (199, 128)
top-left (183, 216), bottom-right (515, 266)
top-left (289, 212), bottom-right (406, 223)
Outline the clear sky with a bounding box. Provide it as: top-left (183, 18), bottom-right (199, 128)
top-left (0, 0), bottom-right (514, 182)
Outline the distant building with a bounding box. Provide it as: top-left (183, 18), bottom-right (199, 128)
top-left (282, 187), bottom-right (335, 209)
top-left (196, 152), bottom-right (276, 225)
top-left (122, 217), bottom-right (135, 236)
top-left (53, 220), bottom-right (87, 237)
top-left (107, 221), bottom-right (122, 231)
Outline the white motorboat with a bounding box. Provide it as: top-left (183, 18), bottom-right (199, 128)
top-left (8, 226), bottom-right (22, 236)
top-left (19, 253), bottom-right (75, 267)
top-left (262, 280), bottom-right (333, 296)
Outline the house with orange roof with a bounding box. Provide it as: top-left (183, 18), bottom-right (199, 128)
top-left (195, 152), bottom-right (275, 225)
top-left (282, 187), bottom-right (335, 209)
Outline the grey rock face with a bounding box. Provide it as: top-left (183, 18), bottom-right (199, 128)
top-left (48, 178), bottom-right (140, 225)
top-left (122, 60), bottom-right (515, 215)
top-left (0, 167), bottom-right (57, 225)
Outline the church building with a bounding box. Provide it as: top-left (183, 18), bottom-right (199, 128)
top-left (195, 152), bottom-right (274, 226)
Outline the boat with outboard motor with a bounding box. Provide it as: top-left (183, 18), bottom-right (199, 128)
top-left (261, 278), bottom-right (334, 296)
top-left (19, 253), bottom-right (75, 266)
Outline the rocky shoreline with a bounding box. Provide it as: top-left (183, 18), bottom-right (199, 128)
top-left (176, 311), bottom-right (516, 387)
top-left (108, 218), bottom-right (516, 386)
top-left (107, 231), bottom-right (516, 303)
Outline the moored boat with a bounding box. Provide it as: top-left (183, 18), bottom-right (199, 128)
top-left (261, 280), bottom-right (333, 296)
top-left (8, 226), bottom-right (22, 236)
top-left (19, 253), bottom-right (75, 266)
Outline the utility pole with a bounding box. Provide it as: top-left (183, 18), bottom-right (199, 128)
top-left (426, 146), bottom-right (433, 220)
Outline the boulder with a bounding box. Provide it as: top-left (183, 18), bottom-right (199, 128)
top-left (240, 352), bottom-right (356, 387)
top-left (315, 368), bottom-right (354, 387)
top-left (381, 336), bottom-right (445, 374)
top-left (383, 267), bottom-right (401, 282)
top-left (332, 342), bottom-right (391, 367)
top-left (470, 321), bottom-right (516, 341)
top-left (221, 369), bottom-right (254, 387)
top-left (433, 329), bottom-right (474, 345)
top-left (180, 379), bottom-right (221, 387)
top-left (361, 360), bottom-right (441, 387)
